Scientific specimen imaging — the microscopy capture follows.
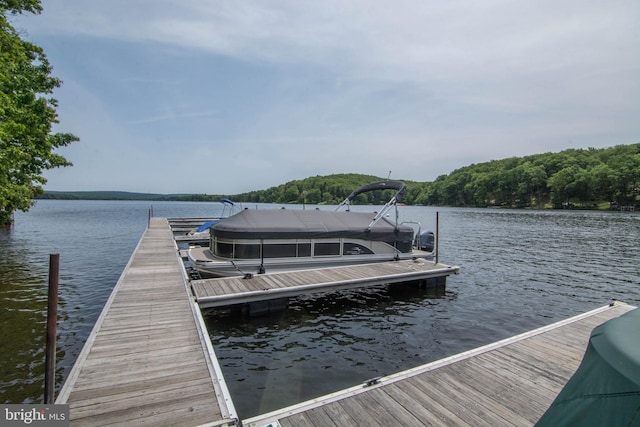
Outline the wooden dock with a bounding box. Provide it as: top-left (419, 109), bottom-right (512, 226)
top-left (244, 302), bottom-right (636, 427)
top-left (57, 217), bottom-right (636, 426)
top-left (191, 258), bottom-right (459, 309)
top-left (56, 218), bottom-right (237, 426)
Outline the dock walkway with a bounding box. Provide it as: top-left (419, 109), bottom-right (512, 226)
top-left (57, 217), bottom-right (636, 426)
top-left (244, 302), bottom-right (635, 426)
top-left (191, 259), bottom-right (459, 309)
top-left (56, 218), bottom-right (236, 426)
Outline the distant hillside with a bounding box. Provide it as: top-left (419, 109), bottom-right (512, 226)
top-left (230, 173), bottom-right (407, 205)
top-left (37, 191), bottom-right (192, 201)
top-left (224, 143), bottom-right (640, 208)
top-left (426, 143), bottom-right (640, 208)
top-left (38, 174), bottom-right (406, 205)
top-left (39, 143), bottom-right (640, 209)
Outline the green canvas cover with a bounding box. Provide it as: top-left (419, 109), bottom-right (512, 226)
top-left (536, 307), bottom-right (640, 426)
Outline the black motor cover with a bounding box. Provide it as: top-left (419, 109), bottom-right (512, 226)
top-left (417, 231), bottom-right (434, 252)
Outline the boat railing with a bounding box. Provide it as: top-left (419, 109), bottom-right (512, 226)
top-left (220, 198), bottom-right (241, 217)
top-left (335, 181), bottom-right (406, 231)
top-left (367, 197), bottom-right (400, 230)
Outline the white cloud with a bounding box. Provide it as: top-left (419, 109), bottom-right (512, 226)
top-left (14, 0), bottom-right (640, 193)
top-left (25, 1), bottom-right (636, 78)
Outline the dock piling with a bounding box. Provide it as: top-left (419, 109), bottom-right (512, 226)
top-left (44, 253), bottom-right (59, 404)
top-left (435, 211), bottom-right (439, 265)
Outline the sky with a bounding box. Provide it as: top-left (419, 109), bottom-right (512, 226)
top-left (10, 0), bottom-right (640, 194)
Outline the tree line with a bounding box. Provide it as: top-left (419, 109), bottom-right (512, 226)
top-left (421, 144), bottom-right (640, 209)
top-left (150, 174), bottom-right (403, 205)
top-left (38, 143), bottom-right (640, 210)
top-left (173, 143), bottom-right (640, 209)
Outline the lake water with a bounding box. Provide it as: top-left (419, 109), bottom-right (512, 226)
top-left (1, 200), bottom-right (638, 417)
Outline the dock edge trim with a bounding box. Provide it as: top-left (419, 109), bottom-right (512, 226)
top-left (173, 227), bottom-right (239, 423)
top-left (243, 301), bottom-right (635, 427)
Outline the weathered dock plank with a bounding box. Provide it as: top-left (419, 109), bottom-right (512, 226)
top-left (56, 218), bottom-right (235, 426)
top-left (244, 302), bottom-right (635, 427)
top-left (191, 258), bottom-right (460, 308)
top-left (59, 216), bottom-right (634, 426)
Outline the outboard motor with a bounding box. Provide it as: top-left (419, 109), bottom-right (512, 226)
top-left (416, 231), bottom-right (435, 252)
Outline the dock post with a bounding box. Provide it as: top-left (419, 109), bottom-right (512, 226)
top-left (435, 211), bottom-right (439, 265)
top-left (44, 253), bottom-right (59, 404)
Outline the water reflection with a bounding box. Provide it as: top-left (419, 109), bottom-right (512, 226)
top-left (206, 207), bottom-right (640, 418)
top-left (2, 201), bottom-right (639, 413)
top-left (0, 226), bottom-right (50, 403)
top-left (206, 284), bottom-right (454, 418)
top-left (0, 201), bottom-right (151, 403)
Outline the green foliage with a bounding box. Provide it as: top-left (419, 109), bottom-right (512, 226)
top-left (0, 0), bottom-right (41, 14)
top-left (0, 2), bottom-right (78, 225)
top-left (40, 143), bottom-right (640, 210)
top-left (429, 144), bottom-right (640, 208)
top-left (231, 175), bottom-right (411, 205)
top-left (230, 173), bottom-right (423, 205)
top-left (39, 191), bottom-right (192, 201)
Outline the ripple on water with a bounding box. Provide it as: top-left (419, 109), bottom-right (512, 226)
top-left (2, 202), bottom-right (639, 413)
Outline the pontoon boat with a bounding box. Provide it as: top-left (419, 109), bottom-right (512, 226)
top-left (188, 181), bottom-right (435, 277)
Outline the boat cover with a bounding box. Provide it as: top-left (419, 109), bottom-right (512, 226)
top-left (211, 209), bottom-right (414, 250)
top-left (536, 307), bottom-right (640, 426)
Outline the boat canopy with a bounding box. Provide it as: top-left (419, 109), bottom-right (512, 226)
top-left (210, 209), bottom-right (414, 247)
top-left (536, 307), bottom-right (640, 426)
top-left (341, 181), bottom-right (406, 205)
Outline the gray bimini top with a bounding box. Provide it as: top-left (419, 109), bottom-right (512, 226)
top-left (210, 209), bottom-right (414, 251)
